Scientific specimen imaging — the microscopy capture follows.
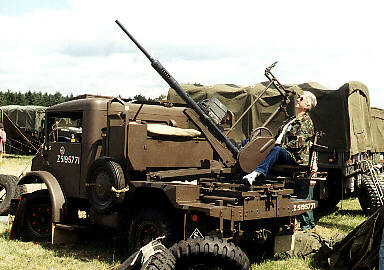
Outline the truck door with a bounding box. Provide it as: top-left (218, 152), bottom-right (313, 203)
top-left (44, 112), bottom-right (82, 197)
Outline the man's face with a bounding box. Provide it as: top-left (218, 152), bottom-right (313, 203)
top-left (296, 95), bottom-right (310, 110)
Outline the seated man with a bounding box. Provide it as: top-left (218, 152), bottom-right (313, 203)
top-left (243, 91), bottom-right (317, 185)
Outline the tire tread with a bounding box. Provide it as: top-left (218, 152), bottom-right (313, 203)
top-left (170, 236), bottom-right (250, 270)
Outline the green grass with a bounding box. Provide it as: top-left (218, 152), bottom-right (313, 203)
top-left (0, 198), bottom-right (367, 270)
top-left (0, 223), bottom-right (125, 270)
top-left (253, 256), bottom-right (317, 270)
top-left (3, 154), bottom-right (34, 163)
top-left (316, 198), bottom-right (366, 235)
top-left (2, 154), bottom-right (34, 176)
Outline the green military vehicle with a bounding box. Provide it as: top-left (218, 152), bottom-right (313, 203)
top-left (295, 82), bottom-right (384, 214)
top-left (6, 22), bottom-right (320, 266)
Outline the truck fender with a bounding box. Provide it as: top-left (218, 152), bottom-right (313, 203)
top-left (18, 171), bottom-right (66, 223)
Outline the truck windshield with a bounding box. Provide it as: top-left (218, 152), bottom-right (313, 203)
top-left (46, 112), bottom-right (83, 143)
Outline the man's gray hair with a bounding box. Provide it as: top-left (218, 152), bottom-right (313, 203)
top-left (303, 91), bottom-right (317, 110)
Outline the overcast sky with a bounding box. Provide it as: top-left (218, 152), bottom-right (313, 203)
top-left (1, 0), bottom-right (383, 107)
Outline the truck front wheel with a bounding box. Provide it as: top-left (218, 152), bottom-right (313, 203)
top-left (14, 190), bottom-right (52, 242)
top-left (128, 206), bottom-right (179, 252)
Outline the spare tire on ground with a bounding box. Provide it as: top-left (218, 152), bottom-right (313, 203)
top-left (115, 238), bottom-right (176, 270)
top-left (170, 236), bottom-right (250, 270)
top-left (0, 174), bottom-right (18, 215)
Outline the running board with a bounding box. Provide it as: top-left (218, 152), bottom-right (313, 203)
top-left (52, 223), bottom-right (91, 244)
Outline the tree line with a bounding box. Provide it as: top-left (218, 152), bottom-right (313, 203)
top-left (0, 90), bottom-right (73, 107)
top-left (0, 90), bottom-right (166, 107)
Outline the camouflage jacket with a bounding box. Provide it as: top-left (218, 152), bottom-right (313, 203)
top-left (279, 112), bottom-right (314, 166)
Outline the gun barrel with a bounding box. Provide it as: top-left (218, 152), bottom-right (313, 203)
top-left (115, 20), bottom-right (239, 157)
top-left (115, 20), bottom-right (152, 61)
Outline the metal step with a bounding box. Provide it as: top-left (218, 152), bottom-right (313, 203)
top-left (52, 223), bottom-right (92, 244)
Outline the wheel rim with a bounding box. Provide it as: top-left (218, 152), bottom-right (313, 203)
top-left (94, 169), bottom-right (113, 201)
top-left (137, 221), bottom-right (162, 247)
top-left (26, 203), bottom-right (52, 237)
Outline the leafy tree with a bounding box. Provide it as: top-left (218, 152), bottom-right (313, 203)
top-left (0, 90), bottom-right (167, 107)
top-left (156, 94), bottom-right (167, 100)
top-left (133, 94), bottom-right (148, 101)
top-left (0, 90), bottom-right (73, 107)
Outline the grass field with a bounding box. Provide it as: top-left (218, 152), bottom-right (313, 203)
top-left (0, 154), bottom-right (369, 269)
top-left (1, 154), bottom-right (33, 177)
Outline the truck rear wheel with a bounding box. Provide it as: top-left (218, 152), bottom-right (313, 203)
top-left (170, 236), bottom-right (251, 270)
top-left (0, 174), bottom-right (18, 215)
top-left (14, 190), bottom-right (52, 242)
top-left (86, 158), bottom-right (126, 214)
top-left (317, 169), bottom-right (342, 214)
top-left (358, 173), bottom-right (384, 215)
top-left (128, 206), bottom-right (178, 253)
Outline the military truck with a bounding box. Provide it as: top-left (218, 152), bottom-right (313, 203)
top-left (295, 82), bottom-right (384, 214)
top-left (8, 21), bottom-right (319, 259)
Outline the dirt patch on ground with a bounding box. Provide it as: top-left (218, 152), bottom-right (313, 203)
top-left (1, 155), bottom-right (33, 177)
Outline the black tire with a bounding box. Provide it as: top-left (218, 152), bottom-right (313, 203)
top-left (14, 190), bottom-right (52, 242)
top-left (143, 243), bottom-right (176, 270)
top-left (170, 236), bottom-right (251, 270)
top-left (0, 174), bottom-right (18, 215)
top-left (86, 157), bottom-right (126, 214)
top-left (128, 206), bottom-right (179, 253)
top-left (357, 173), bottom-right (384, 215)
top-left (116, 240), bottom-right (176, 270)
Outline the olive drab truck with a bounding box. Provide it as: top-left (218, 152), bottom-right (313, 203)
top-left (294, 82), bottom-right (384, 215)
top-left (8, 21), bottom-right (319, 256)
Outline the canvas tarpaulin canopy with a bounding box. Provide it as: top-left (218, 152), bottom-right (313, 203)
top-left (0, 105), bottom-right (46, 153)
top-left (371, 107), bottom-right (384, 153)
top-left (167, 83), bottom-right (297, 143)
top-left (0, 105), bottom-right (46, 132)
top-left (168, 81), bottom-right (372, 156)
top-left (292, 83), bottom-right (350, 152)
top-left (296, 81), bottom-right (372, 155)
top-left (370, 107), bottom-right (384, 164)
top-left (345, 81), bottom-right (372, 155)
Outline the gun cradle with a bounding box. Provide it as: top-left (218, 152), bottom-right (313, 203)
top-left (238, 137), bottom-right (276, 173)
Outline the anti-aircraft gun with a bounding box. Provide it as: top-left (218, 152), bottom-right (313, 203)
top-left (8, 21), bottom-right (318, 257)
